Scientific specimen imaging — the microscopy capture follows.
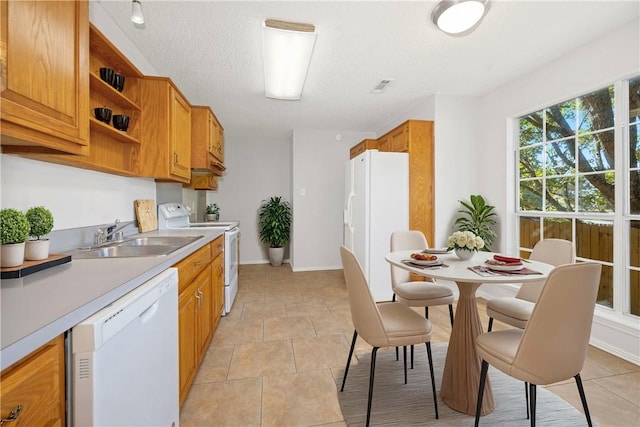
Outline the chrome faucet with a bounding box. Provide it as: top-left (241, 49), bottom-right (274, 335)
top-left (94, 219), bottom-right (129, 245)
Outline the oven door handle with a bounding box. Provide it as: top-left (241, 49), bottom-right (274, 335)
top-left (226, 227), bottom-right (240, 239)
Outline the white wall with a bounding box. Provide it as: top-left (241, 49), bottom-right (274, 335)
top-left (0, 2), bottom-right (160, 230)
top-left (207, 132), bottom-right (291, 264)
top-left (291, 130), bottom-right (376, 271)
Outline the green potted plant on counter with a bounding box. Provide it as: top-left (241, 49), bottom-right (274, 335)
top-left (258, 196), bottom-right (292, 267)
top-left (0, 208), bottom-right (30, 267)
top-left (25, 206), bottom-right (54, 261)
top-left (205, 203), bottom-right (220, 221)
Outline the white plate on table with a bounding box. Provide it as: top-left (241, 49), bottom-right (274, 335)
top-left (485, 262), bottom-right (524, 272)
top-left (406, 258), bottom-right (442, 266)
top-left (422, 248), bottom-right (452, 255)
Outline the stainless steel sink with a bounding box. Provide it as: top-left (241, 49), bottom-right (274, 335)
top-left (68, 235), bottom-right (203, 259)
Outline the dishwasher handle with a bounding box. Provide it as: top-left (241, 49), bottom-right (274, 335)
top-left (139, 300), bottom-right (160, 324)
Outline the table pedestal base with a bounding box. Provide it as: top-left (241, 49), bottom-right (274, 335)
top-left (440, 282), bottom-right (494, 415)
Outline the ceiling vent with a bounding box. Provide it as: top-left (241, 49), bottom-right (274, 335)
top-left (371, 79), bottom-right (393, 94)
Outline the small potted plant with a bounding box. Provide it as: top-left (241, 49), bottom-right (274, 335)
top-left (205, 203), bottom-right (220, 221)
top-left (258, 196), bottom-right (292, 267)
top-left (454, 194), bottom-right (497, 251)
top-left (25, 206), bottom-right (54, 261)
top-left (0, 208), bottom-right (30, 267)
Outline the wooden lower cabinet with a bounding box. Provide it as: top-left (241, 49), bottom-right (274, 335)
top-left (211, 238), bottom-right (225, 331)
top-left (177, 235), bottom-right (225, 407)
top-left (194, 268), bottom-right (213, 361)
top-left (0, 335), bottom-right (65, 427)
top-left (178, 281), bottom-right (198, 406)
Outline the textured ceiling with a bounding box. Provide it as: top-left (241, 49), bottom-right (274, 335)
top-left (97, 0), bottom-right (640, 138)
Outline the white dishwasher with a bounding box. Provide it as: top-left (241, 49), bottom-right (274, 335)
top-left (72, 268), bottom-right (179, 427)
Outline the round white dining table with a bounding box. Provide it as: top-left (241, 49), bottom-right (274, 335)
top-left (385, 250), bottom-right (554, 416)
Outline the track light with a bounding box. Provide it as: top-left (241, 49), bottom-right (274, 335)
top-left (431, 0), bottom-right (490, 36)
top-left (131, 0), bottom-right (144, 25)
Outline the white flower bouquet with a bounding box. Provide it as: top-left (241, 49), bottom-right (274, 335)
top-left (447, 230), bottom-right (485, 252)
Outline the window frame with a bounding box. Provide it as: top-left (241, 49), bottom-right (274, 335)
top-left (515, 76), bottom-right (639, 318)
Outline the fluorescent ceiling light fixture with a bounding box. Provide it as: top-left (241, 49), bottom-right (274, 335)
top-left (131, 0), bottom-right (144, 25)
top-left (431, 0), bottom-right (490, 36)
top-left (262, 19), bottom-right (317, 100)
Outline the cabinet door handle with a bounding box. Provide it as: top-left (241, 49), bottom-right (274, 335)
top-left (1, 405), bottom-right (23, 425)
top-left (174, 152), bottom-right (179, 165)
top-left (194, 260), bottom-right (203, 267)
top-left (195, 290), bottom-right (201, 308)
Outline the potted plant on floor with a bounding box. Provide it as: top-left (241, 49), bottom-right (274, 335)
top-left (258, 196), bottom-right (292, 267)
top-left (25, 206), bottom-right (54, 261)
top-left (0, 208), bottom-right (31, 267)
top-left (205, 203), bottom-right (220, 221)
top-left (453, 194), bottom-right (497, 251)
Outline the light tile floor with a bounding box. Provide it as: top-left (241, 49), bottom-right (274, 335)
top-left (180, 264), bottom-right (640, 426)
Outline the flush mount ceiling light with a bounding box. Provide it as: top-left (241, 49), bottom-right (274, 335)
top-left (262, 19), bottom-right (317, 100)
top-left (431, 0), bottom-right (490, 36)
top-left (131, 0), bottom-right (144, 25)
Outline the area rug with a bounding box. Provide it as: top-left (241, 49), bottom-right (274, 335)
top-left (336, 343), bottom-right (593, 426)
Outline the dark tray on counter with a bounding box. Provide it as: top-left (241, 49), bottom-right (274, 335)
top-left (1, 254), bottom-right (72, 279)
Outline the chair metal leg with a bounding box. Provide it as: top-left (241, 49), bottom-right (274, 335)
top-left (475, 360), bottom-right (489, 427)
top-left (525, 381), bottom-right (530, 419)
top-left (340, 330), bottom-right (358, 392)
top-left (529, 383), bottom-right (537, 427)
top-left (448, 304), bottom-right (454, 326)
top-left (366, 347), bottom-right (379, 427)
top-left (403, 346), bottom-right (408, 384)
top-left (488, 317), bottom-right (494, 332)
top-left (425, 342), bottom-right (439, 419)
top-left (575, 374), bottom-right (593, 427)
top-left (411, 345), bottom-right (414, 369)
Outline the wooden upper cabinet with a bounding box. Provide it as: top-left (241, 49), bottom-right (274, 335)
top-left (0, 0), bottom-right (89, 155)
top-left (170, 86), bottom-right (192, 179)
top-left (138, 77), bottom-right (191, 183)
top-left (377, 134), bottom-right (391, 152)
top-left (350, 139), bottom-right (377, 159)
top-left (389, 123), bottom-right (409, 152)
top-left (38, 24), bottom-right (144, 176)
top-left (190, 106), bottom-right (224, 170)
top-left (187, 105), bottom-right (225, 189)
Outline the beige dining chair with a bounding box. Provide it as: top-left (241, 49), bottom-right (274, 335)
top-left (390, 230), bottom-right (455, 375)
top-left (339, 246), bottom-right (439, 427)
top-left (486, 238), bottom-right (575, 332)
top-left (474, 262), bottom-right (602, 427)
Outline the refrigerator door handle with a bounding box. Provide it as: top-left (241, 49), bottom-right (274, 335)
top-left (345, 192), bottom-right (354, 226)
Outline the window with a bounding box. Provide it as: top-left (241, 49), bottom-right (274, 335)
top-left (517, 77), bottom-right (640, 316)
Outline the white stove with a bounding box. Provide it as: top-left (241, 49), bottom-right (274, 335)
top-left (158, 202), bottom-right (239, 315)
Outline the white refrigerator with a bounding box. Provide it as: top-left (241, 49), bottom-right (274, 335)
top-left (343, 150), bottom-right (409, 301)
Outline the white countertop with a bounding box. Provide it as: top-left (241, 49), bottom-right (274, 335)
top-left (0, 228), bottom-right (224, 371)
